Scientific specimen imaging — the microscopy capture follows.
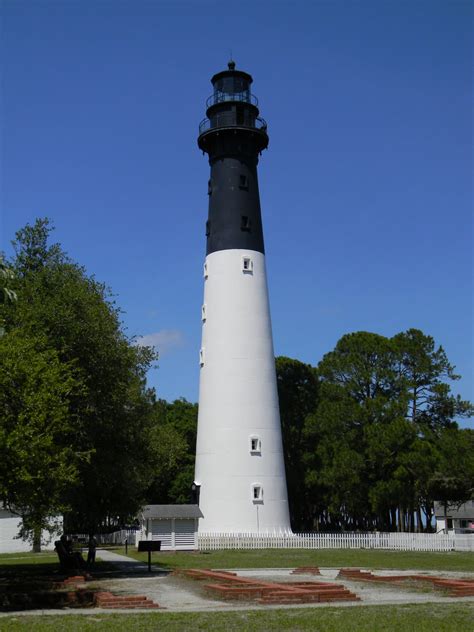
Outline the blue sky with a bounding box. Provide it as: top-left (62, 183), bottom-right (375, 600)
top-left (1, 1), bottom-right (472, 423)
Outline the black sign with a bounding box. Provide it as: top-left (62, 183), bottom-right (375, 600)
top-left (138, 540), bottom-right (161, 552)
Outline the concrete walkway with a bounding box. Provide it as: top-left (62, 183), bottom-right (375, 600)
top-left (96, 548), bottom-right (166, 574)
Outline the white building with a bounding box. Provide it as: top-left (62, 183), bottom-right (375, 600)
top-left (434, 500), bottom-right (474, 534)
top-left (137, 505), bottom-right (203, 551)
top-left (0, 508), bottom-right (59, 554)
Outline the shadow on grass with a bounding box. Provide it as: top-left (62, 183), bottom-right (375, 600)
top-left (0, 559), bottom-right (167, 612)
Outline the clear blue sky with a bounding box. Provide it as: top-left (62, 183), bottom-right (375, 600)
top-left (1, 1), bottom-right (472, 423)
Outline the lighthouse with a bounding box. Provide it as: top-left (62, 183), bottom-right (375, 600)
top-left (194, 62), bottom-right (291, 534)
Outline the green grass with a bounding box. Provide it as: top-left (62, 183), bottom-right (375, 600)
top-left (0, 551), bottom-right (115, 582)
top-left (3, 548), bottom-right (473, 575)
top-left (0, 553), bottom-right (58, 567)
top-left (0, 603), bottom-right (473, 631)
top-left (1, 549), bottom-right (473, 629)
top-left (111, 546), bottom-right (474, 573)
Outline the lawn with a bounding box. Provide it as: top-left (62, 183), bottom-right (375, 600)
top-left (110, 546), bottom-right (474, 573)
top-left (0, 553), bottom-right (58, 567)
top-left (0, 603), bottom-right (473, 631)
top-left (1, 548), bottom-right (472, 631)
top-left (0, 551), bottom-right (115, 594)
top-left (0, 551), bottom-right (114, 576)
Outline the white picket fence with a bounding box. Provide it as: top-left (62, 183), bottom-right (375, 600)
top-left (198, 531), bottom-right (474, 552)
top-left (455, 534), bottom-right (474, 552)
top-left (72, 529), bottom-right (138, 545)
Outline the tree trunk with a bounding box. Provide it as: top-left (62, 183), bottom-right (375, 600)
top-left (443, 502), bottom-right (448, 533)
top-left (408, 507), bottom-right (414, 532)
top-left (390, 507), bottom-right (396, 531)
top-left (32, 527), bottom-right (41, 553)
top-left (421, 504), bottom-right (434, 533)
top-left (314, 515), bottom-right (320, 532)
top-left (416, 507), bottom-right (423, 533)
top-left (398, 506), bottom-right (405, 532)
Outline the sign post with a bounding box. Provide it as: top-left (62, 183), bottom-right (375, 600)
top-left (138, 540), bottom-right (161, 572)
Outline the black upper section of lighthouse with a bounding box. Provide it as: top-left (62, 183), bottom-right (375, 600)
top-left (198, 62), bottom-right (268, 256)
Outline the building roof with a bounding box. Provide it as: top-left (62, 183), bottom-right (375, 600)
top-left (434, 500), bottom-right (474, 520)
top-left (141, 505), bottom-right (203, 519)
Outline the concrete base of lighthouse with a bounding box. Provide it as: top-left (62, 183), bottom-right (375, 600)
top-left (195, 249), bottom-right (291, 534)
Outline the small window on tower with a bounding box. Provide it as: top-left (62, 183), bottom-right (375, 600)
top-left (250, 436), bottom-right (261, 454)
top-left (241, 215), bottom-right (251, 232)
top-left (252, 484), bottom-right (263, 503)
top-left (239, 174), bottom-right (249, 190)
top-left (201, 303), bottom-right (207, 321)
top-left (199, 347), bottom-right (205, 367)
top-left (203, 261), bottom-right (208, 279)
top-left (206, 220), bottom-right (211, 237)
top-left (242, 256), bottom-right (253, 273)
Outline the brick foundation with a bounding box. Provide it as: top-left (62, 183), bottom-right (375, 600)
top-left (179, 568), bottom-right (359, 604)
top-left (337, 568), bottom-right (474, 597)
top-left (95, 591), bottom-right (160, 609)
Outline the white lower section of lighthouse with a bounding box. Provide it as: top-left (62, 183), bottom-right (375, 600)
top-left (195, 248), bottom-right (291, 534)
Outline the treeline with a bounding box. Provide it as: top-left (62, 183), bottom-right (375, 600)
top-left (122, 348), bottom-right (474, 534)
top-left (277, 339), bottom-right (473, 533)
top-left (1, 219), bottom-right (472, 541)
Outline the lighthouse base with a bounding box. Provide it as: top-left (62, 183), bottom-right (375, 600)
top-left (195, 249), bottom-right (291, 534)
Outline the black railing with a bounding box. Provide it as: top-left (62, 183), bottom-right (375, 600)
top-left (199, 115), bottom-right (267, 135)
top-left (206, 91), bottom-right (259, 108)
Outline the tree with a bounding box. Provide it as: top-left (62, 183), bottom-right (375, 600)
top-left (275, 357), bottom-right (319, 530)
top-left (3, 218), bottom-right (158, 536)
top-left (305, 390), bottom-right (374, 530)
top-left (365, 417), bottom-right (420, 531)
top-left (393, 329), bottom-right (472, 430)
top-left (146, 398), bottom-right (198, 504)
top-left (428, 428), bottom-right (474, 530)
top-left (0, 331), bottom-right (87, 544)
top-left (303, 330), bottom-right (472, 532)
top-left (0, 255), bottom-right (17, 335)
top-left (391, 329), bottom-right (473, 529)
top-left (11, 217), bottom-right (64, 275)
top-left (307, 332), bottom-right (406, 530)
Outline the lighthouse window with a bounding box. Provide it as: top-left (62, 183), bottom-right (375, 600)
top-left (242, 256), bottom-right (253, 272)
top-left (201, 303), bottom-right (207, 321)
top-left (203, 261), bottom-right (208, 278)
top-left (250, 436), bottom-right (261, 454)
top-left (239, 174), bottom-right (249, 190)
top-left (199, 347), bottom-right (205, 366)
top-left (241, 215), bottom-right (251, 232)
top-left (206, 220), bottom-right (211, 236)
top-left (252, 484), bottom-right (263, 502)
